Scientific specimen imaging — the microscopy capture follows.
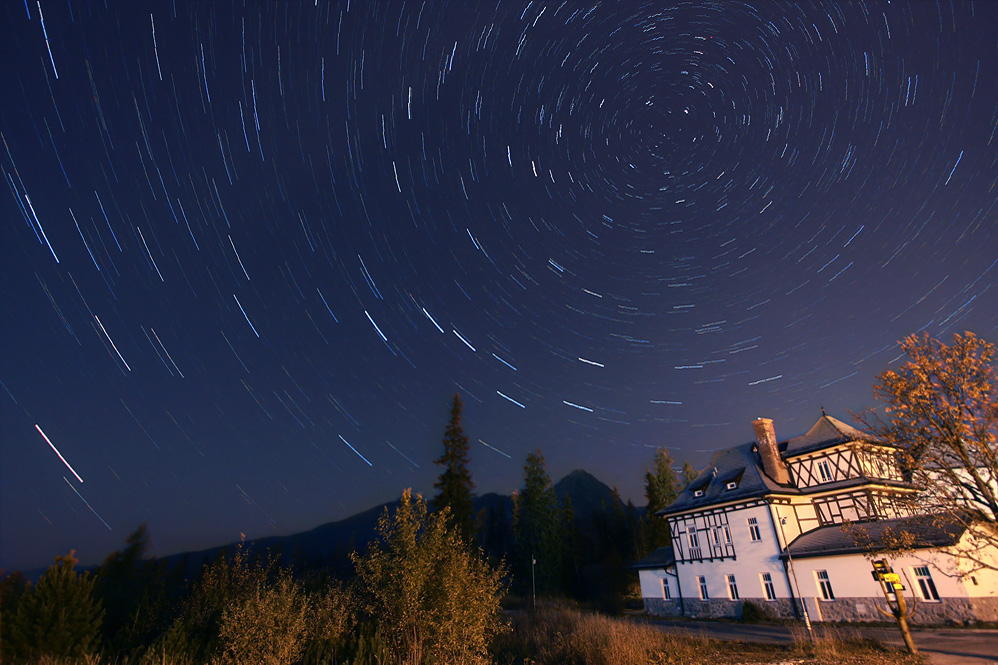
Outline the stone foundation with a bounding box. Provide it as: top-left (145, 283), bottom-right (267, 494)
top-left (644, 595), bottom-right (998, 623)
top-left (643, 597), bottom-right (682, 617)
top-left (644, 598), bottom-right (796, 620)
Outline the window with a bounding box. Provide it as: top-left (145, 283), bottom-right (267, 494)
top-left (697, 575), bottom-right (709, 600)
top-left (708, 526), bottom-right (729, 547)
top-left (726, 574), bottom-right (739, 600)
top-left (694, 489), bottom-right (704, 497)
top-left (726, 480), bottom-right (737, 490)
top-left (816, 570), bottom-right (835, 600)
top-left (817, 460), bottom-right (833, 483)
top-left (747, 517), bottom-right (761, 541)
top-left (913, 566), bottom-right (940, 601)
top-left (689, 530), bottom-right (701, 559)
top-left (761, 572), bottom-right (776, 600)
top-left (661, 577), bottom-right (671, 600)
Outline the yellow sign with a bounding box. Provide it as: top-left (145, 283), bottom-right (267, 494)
top-left (881, 572), bottom-right (901, 584)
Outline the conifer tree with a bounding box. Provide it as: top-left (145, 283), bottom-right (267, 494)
top-left (433, 394), bottom-right (476, 541)
top-left (513, 449), bottom-right (565, 595)
top-left (642, 447), bottom-right (681, 554)
top-left (681, 460), bottom-right (700, 487)
top-left (5, 551), bottom-right (104, 663)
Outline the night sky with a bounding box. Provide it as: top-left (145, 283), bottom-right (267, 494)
top-left (2, 1), bottom-right (997, 572)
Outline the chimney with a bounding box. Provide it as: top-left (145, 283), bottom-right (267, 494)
top-left (752, 418), bottom-right (790, 484)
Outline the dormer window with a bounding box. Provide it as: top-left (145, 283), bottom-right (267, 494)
top-left (718, 468), bottom-right (744, 491)
top-left (693, 489), bottom-right (704, 497)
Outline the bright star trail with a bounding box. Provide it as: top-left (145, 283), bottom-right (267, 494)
top-left (2, 1), bottom-right (996, 572)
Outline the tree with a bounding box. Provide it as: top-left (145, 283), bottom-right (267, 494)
top-left (4, 551), bottom-right (104, 663)
top-left (512, 449), bottom-right (566, 595)
top-left (857, 331), bottom-right (998, 573)
top-left (681, 461), bottom-right (699, 487)
top-left (642, 447), bottom-right (681, 555)
top-left (95, 524), bottom-right (176, 659)
top-left (433, 394), bottom-right (476, 541)
top-left (351, 489), bottom-right (506, 665)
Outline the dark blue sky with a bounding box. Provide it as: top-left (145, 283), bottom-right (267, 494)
top-left (2, 0), bottom-right (996, 572)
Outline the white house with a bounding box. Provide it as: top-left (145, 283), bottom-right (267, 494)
top-left (634, 414), bottom-right (998, 623)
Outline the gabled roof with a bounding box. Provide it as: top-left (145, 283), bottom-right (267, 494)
top-left (781, 513), bottom-right (971, 559)
top-left (783, 414), bottom-right (871, 457)
top-left (659, 441), bottom-right (798, 516)
top-left (658, 413), bottom-right (884, 517)
top-left (631, 546), bottom-right (676, 570)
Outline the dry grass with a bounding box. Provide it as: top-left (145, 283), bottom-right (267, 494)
top-left (20, 605), bottom-right (924, 665)
top-left (492, 601), bottom-right (924, 665)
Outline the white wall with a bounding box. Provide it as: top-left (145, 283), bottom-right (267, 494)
top-left (789, 548), bottom-right (993, 602)
top-left (638, 568), bottom-right (671, 600)
top-left (670, 504), bottom-right (794, 603)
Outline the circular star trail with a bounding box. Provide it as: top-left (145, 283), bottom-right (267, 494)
top-left (2, 1), bottom-right (996, 570)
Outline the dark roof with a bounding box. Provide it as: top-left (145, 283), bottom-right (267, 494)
top-left (659, 442), bottom-right (798, 516)
top-left (783, 414), bottom-right (872, 457)
top-left (631, 546), bottom-right (676, 570)
top-left (781, 514), bottom-right (971, 559)
top-left (659, 413), bottom-right (883, 516)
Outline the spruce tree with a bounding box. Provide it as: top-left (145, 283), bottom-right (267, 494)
top-left (642, 447), bottom-right (681, 554)
top-left (433, 394), bottom-right (476, 541)
top-left (512, 449), bottom-right (565, 595)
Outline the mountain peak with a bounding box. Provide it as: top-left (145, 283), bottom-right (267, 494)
top-left (555, 469), bottom-right (619, 519)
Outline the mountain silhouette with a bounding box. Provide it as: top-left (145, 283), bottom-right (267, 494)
top-left (156, 469), bottom-right (624, 577)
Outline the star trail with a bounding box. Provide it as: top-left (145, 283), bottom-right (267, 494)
top-left (2, 1), bottom-right (996, 571)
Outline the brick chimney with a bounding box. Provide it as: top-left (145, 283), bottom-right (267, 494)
top-left (752, 418), bottom-right (790, 484)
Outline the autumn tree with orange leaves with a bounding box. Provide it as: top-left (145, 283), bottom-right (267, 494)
top-left (857, 331), bottom-right (998, 573)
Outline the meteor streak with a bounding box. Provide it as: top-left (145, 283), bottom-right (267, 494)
top-left (36, 424), bottom-right (83, 482)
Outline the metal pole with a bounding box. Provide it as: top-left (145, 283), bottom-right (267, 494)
top-left (779, 515), bottom-right (813, 639)
top-left (531, 554), bottom-right (536, 611)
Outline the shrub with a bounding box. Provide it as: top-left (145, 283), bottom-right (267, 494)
top-left (739, 600), bottom-right (772, 623)
top-left (214, 572), bottom-right (312, 665)
top-left (352, 489), bottom-right (507, 665)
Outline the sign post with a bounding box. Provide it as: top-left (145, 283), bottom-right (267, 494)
top-left (871, 559), bottom-right (918, 655)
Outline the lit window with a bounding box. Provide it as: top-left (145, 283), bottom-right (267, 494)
top-left (761, 572), bottom-right (776, 600)
top-left (747, 517), bottom-right (761, 542)
top-left (817, 460), bottom-right (833, 483)
top-left (913, 566), bottom-right (940, 601)
top-left (726, 574), bottom-right (739, 600)
top-left (816, 570), bottom-right (835, 600)
top-left (661, 577), bottom-right (671, 600)
top-left (698, 575), bottom-right (709, 600)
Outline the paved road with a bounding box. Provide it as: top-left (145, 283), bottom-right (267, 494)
top-left (650, 620), bottom-right (998, 665)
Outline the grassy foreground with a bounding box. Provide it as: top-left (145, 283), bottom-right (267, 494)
top-left (490, 602), bottom-right (924, 665)
top-left (10, 602), bottom-right (924, 665)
